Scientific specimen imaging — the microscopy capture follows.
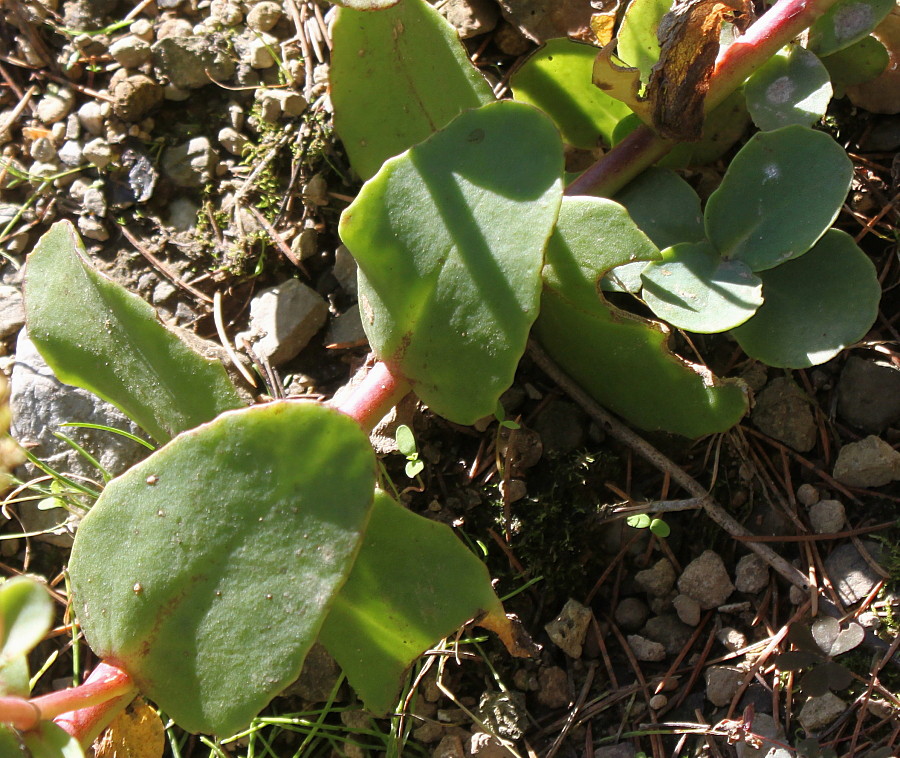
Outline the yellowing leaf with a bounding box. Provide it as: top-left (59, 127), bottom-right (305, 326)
top-left (94, 699), bottom-right (164, 758)
top-left (592, 43), bottom-right (654, 123)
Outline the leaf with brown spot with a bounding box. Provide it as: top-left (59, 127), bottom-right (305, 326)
top-left (592, 43), bottom-right (654, 123)
top-left (648, 0), bottom-right (752, 139)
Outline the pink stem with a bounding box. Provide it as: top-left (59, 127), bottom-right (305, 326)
top-left (0, 697), bottom-right (39, 731)
top-left (51, 662), bottom-right (137, 747)
top-left (334, 361), bottom-right (412, 434)
top-left (565, 0), bottom-right (846, 198)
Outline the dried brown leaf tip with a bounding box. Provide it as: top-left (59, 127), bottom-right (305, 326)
top-left (649, 0), bottom-right (752, 140)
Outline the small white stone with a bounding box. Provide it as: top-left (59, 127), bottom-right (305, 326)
top-left (798, 693), bottom-right (846, 732)
top-left (77, 101), bottom-right (106, 136)
top-left (82, 138), bottom-right (114, 169)
top-left (734, 554), bottom-right (769, 594)
top-left (36, 86), bottom-right (75, 124)
top-left (246, 1), bottom-right (283, 32)
top-left (796, 483), bottom-right (820, 506)
top-left (673, 594), bottom-right (701, 626)
top-left (129, 19), bottom-right (154, 41)
top-left (627, 634), bottom-right (665, 662)
top-left (217, 126), bottom-right (249, 156)
top-left (78, 215), bottom-right (108, 241)
top-left (109, 35), bottom-right (152, 68)
top-left (57, 140), bottom-right (83, 166)
top-left (809, 499), bottom-right (845, 534)
top-left (29, 136), bottom-right (56, 162)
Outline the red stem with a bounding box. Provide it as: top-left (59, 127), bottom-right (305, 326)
top-left (333, 361), bottom-right (412, 434)
top-left (565, 0), bottom-right (846, 198)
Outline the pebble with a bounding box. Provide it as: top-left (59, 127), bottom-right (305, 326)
top-left (56, 139), bottom-right (83, 166)
top-left (824, 541), bottom-right (883, 605)
top-left (77, 215), bottom-right (108, 241)
top-left (209, 0), bottom-right (243, 26)
top-left (734, 554), bottom-right (769, 594)
top-left (594, 747), bottom-right (636, 758)
top-left (808, 499), bottom-right (845, 534)
top-left (332, 244), bottom-right (358, 297)
top-left (303, 174), bottom-right (330, 206)
top-left (477, 691), bottom-right (526, 740)
top-left (716, 627), bottom-right (747, 652)
top-left (832, 435), bottom-right (900, 487)
top-left (217, 126), bottom-right (250, 156)
top-left (109, 35), bottom-right (152, 68)
top-left (648, 694), bottom-right (667, 710)
top-left (130, 18), bottom-right (154, 41)
top-left (544, 598), bottom-right (592, 658)
top-left (112, 73), bottom-right (164, 121)
top-left (751, 377), bottom-right (816, 452)
top-left (633, 557), bottom-right (676, 597)
top-left (151, 35), bottom-right (236, 89)
top-left (256, 88), bottom-right (308, 120)
top-left (736, 713), bottom-right (790, 758)
top-left (705, 666), bottom-right (743, 706)
top-left (242, 35), bottom-right (277, 69)
top-left (28, 161), bottom-right (60, 180)
top-left (0, 284), bottom-right (24, 338)
top-left (166, 197), bottom-right (199, 232)
top-left (614, 596), bottom-right (649, 632)
top-left (468, 732), bottom-right (515, 758)
top-left (498, 478), bottom-right (526, 504)
top-left (531, 399), bottom-right (585, 456)
top-left (673, 593), bottom-right (701, 626)
top-left (641, 614), bottom-right (693, 654)
top-left (156, 17), bottom-right (193, 39)
top-left (796, 483), bottom-right (820, 506)
top-left (162, 137), bottom-right (219, 188)
top-left (246, 1), bottom-right (283, 32)
top-left (837, 357), bottom-right (900, 432)
top-left (438, 0), bottom-right (501, 38)
top-left (536, 666), bottom-right (569, 709)
top-left (82, 185), bottom-right (107, 216)
top-left (30, 137), bottom-right (56, 162)
top-left (82, 138), bottom-right (114, 169)
top-left (798, 692), bottom-right (846, 732)
top-left (36, 86), bottom-right (75, 124)
top-left (77, 100), bottom-right (107, 136)
top-left (433, 734), bottom-right (465, 758)
top-left (243, 278), bottom-right (328, 365)
top-left (627, 634), bottom-right (665, 662)
top-left (677, 550), bottom-right (734, 609)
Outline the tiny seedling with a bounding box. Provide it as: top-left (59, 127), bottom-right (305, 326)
top-left (775, 617), bottom-right (864, 696)
top-left (395, 424), bottom-right (424, 479)
top-left (626, 513), bottom-right (671, 539)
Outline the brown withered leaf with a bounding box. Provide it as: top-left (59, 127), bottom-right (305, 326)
top-left (592, 42), bottom-right (654, 123)
top-left (496, 0), bottom-right (595, 43)
top-left (648, 0), bottom-right (751, 140)
top-left (94, 699), bottom-right (165, 758)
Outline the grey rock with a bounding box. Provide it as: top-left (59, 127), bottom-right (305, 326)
top-left (303, 174), bottom-right (330, 206)
top-left (77, 215), bottom-right (108, 241)
top-left (736, 713), bottom-right (791, 758)
top-left (614, 596), bottom-right (649, 632)
top-left (209, 0), bottom-right (243, 26)
top-left (673, 593), bottom-right (701, 626)
top-left (438, 0), bottom-right (500, 38)
top-left (36, 86), bottom-right (75, 125)
top-left (28, 161), bottom-right (61, 180)
top-left (833, 435), bottom-right (900, 487)
top-left (434, 734), bottom-right (466, 758)
top-left (477, 691), bottom-right (526, 740)
top-left (0, 285), bottom-right (24, 338)
top-left (77, 101), bottom-right (107, 136)
top-left (531, 399), bottom-right (585, 456)
top-left (57, 140), bottom-right (84, 166)
top-left (162, 137), bottom-right (219, 188)
top-left (217, 126), bottom-right (250, 156)
top-left (536, 666), bottom-right (569, 709)
top-left (82, 186), bottom-right (107, 216)
top-left (30, 137), bottom-right (57, 162)
top-left (238, 34), bottom-right (277, 69)
top-left (9, 330), bottom-right (150, 543)
top-left (152, 36), bottom-right (235, 89)
top-left (641, 614), bottom-right (693, 654)
top-left (798, 692), bottom-right (846, 733)
top-left (130, 19), bottom-right (154, 40)
top-left (256, 88), bottom-right (307, 120)
top-left (165, 197), bottom-right (199, 232)
top-left (796, 483), bottom-right (820, 506)
top-left (156, 17), bottom-right (193, 39)
top-left (626, 634), bottom-right (665, 662)
top-left (325, 305), bottom-right (365, 349)
top-left (752, 377), bottom-right (816, 452)
top-left (109, 35), bottom-right (152, 68)
top-left (332, 244), bottom-right (358, 297)
top-left (809, 499), bottom-right (845, 534)
top-left (82, 138), bottom-right (114, 169)
top-left (837, 357), bottom-right (900, 432)
top-left (544, 598), bottom-right (592, 658)
top-left (282, 643), bottom-right (341, 702)
top-left (245, 279), bottom-right (328, 365)
top-left (716, 627), bottom-right (747, 652)
top-left (246, 1), bottom-right (283, 32)
top-left (735, 554), bottom-right (769, 594)
top-left (824, 541), bottom-right (883, 605)
top-left (678, 550), bottom-right (734, 609)
top-left (62, 0), bottom-right (117, 30)
top-left (112, 73), bottom-right (164, 121)
top-left (705, 665), bottom-right (743, 706)
top-left (633, 557), bottom-right (676, 597)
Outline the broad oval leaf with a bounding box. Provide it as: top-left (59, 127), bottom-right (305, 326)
top-left (0, 577), bottom-right (54, 669)
top-left (340, 101), bottom-right (564, 425)
top-left (811, 617), bottom-right (865, 657)
top-left (24, 222), bottom-right (243, 444)
top-left (641, 241), bottom-right (763, 333)
top-left (705, 125), bottom-right (853, 271)
top-left (21, 721), bottom-right (84, 758)
top-left (511, 38), bottom-right (633, 149)
top-left (331, 0), bottom-right (494, 180)
top-left (732, 230), bottom-right (880, 368)
top-left (809, 0), bottom-right (895, 55)
top-left (744, 45), bottom-right (833, 131)
top-left (617, 0), bottom-right (673, 82)
top-left (603, 168), bottom-right (704, 292)
top-left (319, 491), bottom-right (512, 714)
top-left (69, 401), bottom-right (376, 735)
top-left (534, 196), bottom-right (748, 438)
top-left (821, 34), bottom-right (890, 95)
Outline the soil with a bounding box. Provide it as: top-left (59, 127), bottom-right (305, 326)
top-left (1, 1), bottom-right (900, 758)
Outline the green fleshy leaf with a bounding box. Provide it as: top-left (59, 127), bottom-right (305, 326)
top-left (331, 0), bottom-right (494, 180)
top-left (732, 230), bottom-right (880, 368)
top-left (641, 241), bottom-right (763, 333)
top-left (510, 38), bottom-right (633, 149)
top-left (705, 125), bottom-right (853, 271)
top-left (617, 0), bottom-right (673, 82)
top-left (395, 425), bottom-right (417, 458)
top-left (649, 519), bottom-right (670, 538)
top-left (534, 197), bottom-right (747, 438)
top-left (745, 45), bottom-right (833, 130)
top-left (69, 402), bottom-right (376, 735)
top-left (821, 35), bottom-right (889, 95)
top-left (21, 722), bottom-right (85, 758)
top-left (0, 577), bottom-right (54, 669)
top-left (340, 101), bottom-right (563, 425)
top-left (24, 222), bottom-right (243, 444)
top-left (809, 0), bottom-right (895, 55)
top-left (0, 655), bottom-right (31, 698)
top-left (320, 491), bottom-right (508, 714)
top-left (604, 168), bottom-right (704, 292)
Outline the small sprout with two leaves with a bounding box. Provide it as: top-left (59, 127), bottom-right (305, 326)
top-left (626, 513), bottom-right (671, 538)
top-left (395, 424), bottom-right (424, 479)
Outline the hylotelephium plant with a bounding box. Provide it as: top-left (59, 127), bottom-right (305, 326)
top-left (1, 0), bottom-right (891, 751)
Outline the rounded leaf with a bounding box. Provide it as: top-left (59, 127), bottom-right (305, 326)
top-left (732, 230), bottom-right (880, 368)
top-left (69, 402), bottom-right (376, 735)
top-left (705, 126), bottom-right (853, 271)
top-left (821, 35), bottom-right (890, 95)
top-left (641, 241), bottom-right (763, 333)
top-left (511, 38), bottom-right (632, 149)
top-left (809, 0), bottom-right (895, 56)
top-left (331, 0), bottom-right (493, 180)
top-left (0, 577), bottom-right (54, 668)
top-left (745, 46), bottom-right (833, 131)
top-left (340, 101), bottom-right (563, 425)
top-left (617, 0), bottom-right (673, 82)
